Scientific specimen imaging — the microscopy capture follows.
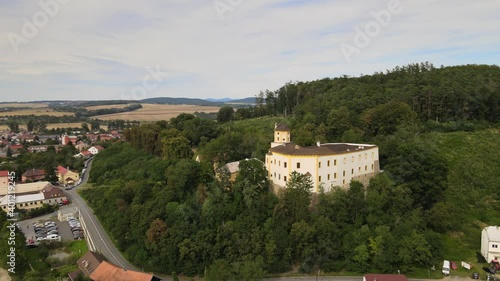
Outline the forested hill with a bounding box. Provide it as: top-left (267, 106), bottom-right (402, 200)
top-left (78, 63), bottom-right (499, 279)
top-left (255, 63), bottom-right (499, 123)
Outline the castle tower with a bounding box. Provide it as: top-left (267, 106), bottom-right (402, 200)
top-left (271, 123), bottom-right (291, 148)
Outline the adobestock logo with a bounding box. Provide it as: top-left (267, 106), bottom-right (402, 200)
top-left (340, 0), bottom-right (408, 63)
top-left (122, 65), bottom-right (169, 101)
top-left (213, 0), bottom-right (243, 21)
top-left (7, 0), bottom-right (71, 54)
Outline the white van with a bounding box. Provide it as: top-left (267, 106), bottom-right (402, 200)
top-left (442, 260), bottom-right (450, 275)
top-left (46, 234), bottom-right (61, 241)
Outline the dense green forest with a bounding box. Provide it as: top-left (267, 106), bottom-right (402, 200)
top-left (81, 63), bottom-right (500, 278)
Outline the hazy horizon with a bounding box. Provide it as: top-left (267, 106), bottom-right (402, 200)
top-left (1, 0), bottom-right (499, 102)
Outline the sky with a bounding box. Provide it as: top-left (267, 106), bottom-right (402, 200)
top-left (0, 0), bottom-right (499, 102)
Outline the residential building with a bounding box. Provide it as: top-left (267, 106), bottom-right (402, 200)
top-left (70, 251), bottom-right (105, 280)
top-left (217, 158), bottom-right (262, 182)
top-left (27, 145), bottom-right (62, 153)
top-left (75, 141), bottom-right (90, 152)
top-left (0, 184), bottom-right (66, 212)
top-left (56, 166), bottom-right (80, 185)
top-left (482, 226), bottom-right (500, 263)
top-left (0, 170), bottom-right (9, 190)
top-left (74, 150), bottom-right (92, 159)
top-left (265, 123), bottom-right (380, 193)
top-left (90, 260), bottom-right (161, 281)
top-left (37, 134), bottom-right (60, 143)
top-left (88, 145), bottom-right (104, 155)
top-left (62, 134), bottom-right (78, 145)
top-left (22, 169), bottom-right (46, 182)
top-left (0, 181), bottom-right (50, 196)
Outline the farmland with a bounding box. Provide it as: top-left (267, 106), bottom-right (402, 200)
top-left (91, 104), bottom-right (220, 121)
top-left (0, 108), bottom-right (74, 117)
top-left (85, 104), bottom-right (133, 111)
top-left (0, 103), bottom-right (48, 108)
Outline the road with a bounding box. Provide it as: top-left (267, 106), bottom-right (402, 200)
top-left (64, 158), bottom-right (141, 272)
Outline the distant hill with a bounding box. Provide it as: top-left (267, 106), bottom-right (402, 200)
top-left (140, 97), bottom-right (220, 106)
top-left (224, 97), bottom-right (256, 104)
top-left (204, 98), bottom-right (233, 102)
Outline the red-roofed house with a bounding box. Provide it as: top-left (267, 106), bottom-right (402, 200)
top-left (99, 134), bottom-right (114, 141)
top-left (88, 145), bottom-right (104, 155)
top-left (75, 150), bottom-right (92, 159)
top-left (62, 134), bottom-right (78, 145)
top-left (56, 166), bottom-right (80, 185)
top-left (22, 169), bottom-right (46, 182)
top-left (9, 144), bottom-right (23, 151)
top-left (90, 261), bottom-right (160, 281)
top-left (0, 170), bottom-right (9, 190)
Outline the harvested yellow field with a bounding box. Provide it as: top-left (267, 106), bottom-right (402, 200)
top-left (0, 103), bottom-right (47, 108)
top-left (46, 123), bottom-right (108, 131)
top-left (93, 104), bottom-right (220, 121)
top-left (0, 124), bottom-right (27, 131)
top-left (0, 108), bottom-right (74, 117)
top-left (85, 104), bottom-right (132, 111)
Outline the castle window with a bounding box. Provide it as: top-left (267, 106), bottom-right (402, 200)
top-left (279, 174), bottom-right (281, 180)
top-left (351, 168), bottom-right (354, 174)
top-left (371, 164), bottom-right (374, 170)
top-left (359, 167), bottom-right (361, 172)
top-left (343, 171), bottom-right (345, 177)
top-left (334, 173), bottom-right (337, 179)
top-left (284, 176), bottom-right (287, 182)
top-left (297, 163), bottom-right (301, 169)
top-left (284, 162), bottom-right (287, 168)
top-left (334, 160), bottom-right (337, 165)
top-left (327, 174), bottom-right (330, 180)
top-left (319, 176), bottom-right (322, 182)
top-left (274, 172), bottom-right (276, 178)
top-left (279, 161), bottom-right (280, 166)
top-left (327, 160), bottom-right (330, 167)
top-left (365, 165), bottom-right (367, 171)
top-left (343, 180), bottom-right (345, 184)
top-left (318, 162), bottom-right (321, 168)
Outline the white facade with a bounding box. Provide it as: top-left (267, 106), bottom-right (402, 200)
top-left (265, 123), bottom-right (380, 193)
top-left (482, 226), bottom-right (500, 262)
top-left (266, 144), bottom-right (379, 192)
top-left (88, 146), bottom-right (100, 155)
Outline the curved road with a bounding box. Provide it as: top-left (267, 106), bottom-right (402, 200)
top-left (65, 158), bottom-right (140, 271)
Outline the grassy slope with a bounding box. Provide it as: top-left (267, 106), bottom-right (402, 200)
top-left (425, 129), bottom-right (500, 274)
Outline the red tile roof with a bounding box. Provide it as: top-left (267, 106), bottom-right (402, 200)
top-left (94, 145), bottom-right (104, 151)
top-left (0, 170), bottom-right (9, 177)
top-left (90, 261), bottom-right (156, 281)
top-left (57, 165), bottom-right (69, 175)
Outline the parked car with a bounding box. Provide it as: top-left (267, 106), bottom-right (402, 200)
top-left (451, 261), bottom-right (458, 270)
top-left (442, 260), bottom-right (450, 276)
top-left (472, 272), bottom-right (480, 279)
top-left (36, 237), bottom-right (46, 242)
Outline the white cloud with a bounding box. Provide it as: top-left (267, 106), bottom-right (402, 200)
top-left (0, 0), bottom-right (499, 101)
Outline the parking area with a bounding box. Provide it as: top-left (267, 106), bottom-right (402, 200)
top-left (18, 206), bottom-right (84, 244)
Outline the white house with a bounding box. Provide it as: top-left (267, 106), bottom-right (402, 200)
top-left (482, 226), bottom-right (500, 263)
top-left (88, 145), bottom-right (104, 155)
top-left (265, 123), bottom-right (380, 193)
